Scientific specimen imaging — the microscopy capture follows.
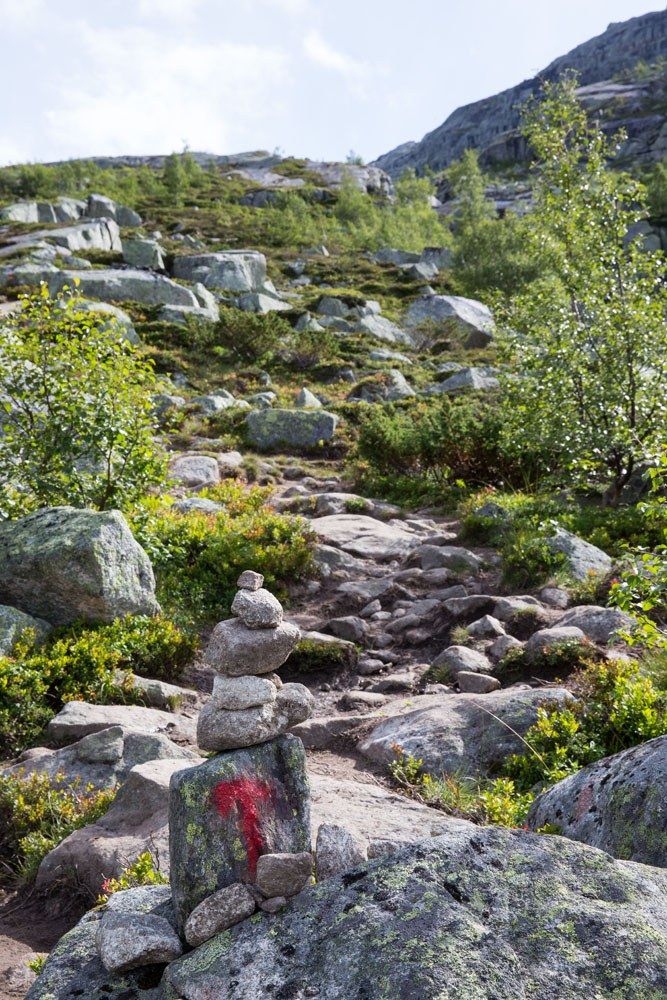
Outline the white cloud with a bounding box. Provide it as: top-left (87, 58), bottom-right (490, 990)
top-left (0, 0), bottom-right (44, 24)
top-left (137, 0), bottom-right (204, 21)
top-left (43, 25), bottom-right (290, 158)
top-left (303, 29), bottom-right (369, 82)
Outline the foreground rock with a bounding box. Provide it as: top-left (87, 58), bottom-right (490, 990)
top-left (360, 688), bottom-right (574, 777)
top-left (0, 507), bottom-right (159, 625)
top-left (160, 827), bottom-right (667, 1000)
top-left (169, 734), bottom-right (310, 932)
top-left (245, 408), bottom-right (338, 451)
top-left (36, 758), bottom-right (200, 895)
top-left (527, 735), bottom-right (667, 866)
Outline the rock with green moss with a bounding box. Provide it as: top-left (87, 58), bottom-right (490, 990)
top-left (245, 408), bottom-right (338, 451)
top-left (0, 506), bottom-right (159, 626)
top-left (161, 825), bottom-right (667, 999)
top-left (527, 735), bottom-right (667, 866)
top-left (26, 885), bottom-right (174, 1000)
top-left (169, 735), bottom-right (310, 932)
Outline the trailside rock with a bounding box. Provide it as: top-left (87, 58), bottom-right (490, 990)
top-left (547, 527), bottom-right (613, 580)
top-left (169, 735), bottom-right (310, 931)
top-left (231, 587), bottom-right (284, 629)
top-left (245, 408), bottom-right (338, 451)
top-left (524, 626), bottom-right (586, 660)
top-left (360, 688), bottom-right (574, 777)
top-left (431, 645), bottom-right (492, 679)
top-left (26, 885), bottom-right (175, 1000)
top-left (161, 826), bottom-right (667, 1000)
top-left (204, 618), bottom-right (301, 675)
top-left (311, 514), bottom-right (418, 562)
top-left (527, 735), bottom-right (667, 866)
top-left (96, 910), bottom-right (182, 973)
top-left (315, 824), bottom-right (367, 880)
top-left (0, 604), bottom-right (51, 655)
top-left (405, 294), bottom-right (495, 348)
top-left (558, 605), bottom-right (635, 644)
top-left (0, 507), bottom-right (159, 625)
top-left (172, 250), bottom-right (267, 292)
top-left (255, 852), bottom-right (313, 898)
top-left (46, 701), bottom-right (195, 746)
top-left (184, 883), bottom-right (256, 947)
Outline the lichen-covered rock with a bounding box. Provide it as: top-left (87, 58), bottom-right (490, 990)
top-left (0, 603), bottom-right (51, 655)
top-left (527, 735), bottom-right (667, 866)
top-left (161, 826), bottom-right (667, 1000)
top-left (231, 587), bottom-right (284, 629)
top-left (169, 735), bottom-right (310, 931)
top-left (27, 885), bottom-right (174, 1000)
top-left (315, 823), bottom-right (367, 881)
top-left (184, 883), bottom-right (256, 947)
top-left (204, 618), bottom-right (301, 675)
top-left (547, 528), bottom-right (613, 581)
top-left (245, 408), bottom-right (338, 451)
top-left (0, 507), bottom-right (159, 625)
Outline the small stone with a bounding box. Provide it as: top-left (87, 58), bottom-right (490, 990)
top-left (315, 824), bottom-right (367, 881)
top-left (96, 911), bottom-right (182, 973)
top-left (231, 587), bottom-right (284, 629)
top-left (457, 671), bottom-right (501, 694)
top-left (184, 883), bottom-right (256, 947)
top-left (255, 852), bottom-right (313, 898)
top-left (324, 616), bottom-right (368, 644)
top-left (259, 896), bottom-right (287, 913)
top-left (488, 634), bottom-right (523, 662)
top-left (466, 615), bottom-right (505, 639)
top-left (237, 570), bottom-right (264, 591)
top-left (211, 674), bottom-right (278, 710)
top-left (360, 599), bottom-right (382, 618)
top-left (357, 657), bottom-right (386, 676)
top-left (524, 626), bottom-right (587, 660)
top-left (340, 690), bottom-right (387, 710)
top-left (431, 645), bottom-right (493, 679)
top-left (204, 618), bottom-right (301, 675)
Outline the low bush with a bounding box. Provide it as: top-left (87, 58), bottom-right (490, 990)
top-left (98, 851), bottom-right (167, 903)
top-left (0, 616), bottom-right (196, 756)
top-left (214, 308), bottom-right (293, 363)
top-left (286, 638), bottom-right (358, 675)
top-left (503, 658), bottom-right (667, 790)
top-left (0, 771), bottom-right (116, 883)
top-left (129, 481), bottom-right (315, 625)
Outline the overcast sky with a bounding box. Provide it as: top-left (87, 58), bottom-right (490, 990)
top-left (0, 0), bottom-right (662, 167)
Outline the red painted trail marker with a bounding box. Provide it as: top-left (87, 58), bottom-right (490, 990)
top-left (211, 777), bottom-right (275, 876)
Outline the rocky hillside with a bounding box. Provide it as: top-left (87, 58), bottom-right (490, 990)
top-left (374, 10), bottom-right (667, 175)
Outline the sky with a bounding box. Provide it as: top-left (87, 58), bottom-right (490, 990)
top-left (0, 0), bottom-right (663, 167)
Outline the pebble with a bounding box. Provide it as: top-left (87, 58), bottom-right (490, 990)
top-left (184, 883), bottom-right (256, 947)
top-left (255, 852), bottom-right (313, 898)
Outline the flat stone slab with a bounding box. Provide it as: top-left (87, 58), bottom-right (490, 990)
top-left (47, 701), bottom-right (196, 746)
top-left (311, 514), bottom-right (419, 562)
top-left (169, 734), bottom-right (310, 932)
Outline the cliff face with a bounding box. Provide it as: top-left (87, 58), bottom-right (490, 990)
top-left (374, 10), bottom-right (667, 176)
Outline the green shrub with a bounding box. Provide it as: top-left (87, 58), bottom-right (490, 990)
top-left (503, 658), bottom-right (667, 790)
top-left (286, 638), bottom-right (358, 674)
top-left (214, 308), bottom-right (293, 363)
top-left (98, 851), bottom-right (167, 903)
top-left (0, 616), bottom-right (196, 756)
top-left (0, 771), bottom-right (116, 883)
top-left (129, 482), bottom-right (314, 625)
top-left (0, 288), bottom-right (165, 515)
top-left (389, 746), bottom-right (533, 827)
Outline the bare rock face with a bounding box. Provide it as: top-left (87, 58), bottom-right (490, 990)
top-left (527, 735), bottom-right (667, 866)
top-left (161, 827), bottom-right (667, 1000)
top-left (0, 506), bottom-right (159, 625)
top-left (169, 735), bottom-right (310, 932)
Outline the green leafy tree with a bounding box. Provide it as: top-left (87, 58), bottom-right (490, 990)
top-left (0, 286), bottom-right (166, 515)
top-left (446, 149), bottom-right (539, 296)
top-left (500, 75), bottom-right (667, 504)
top-left (163, 152), bottom-right (186, 204)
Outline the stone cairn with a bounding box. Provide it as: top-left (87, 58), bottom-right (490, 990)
top-left (75, 571), bottom-right (369, 977)
top-left (168, 571), bottom-right (315, 946)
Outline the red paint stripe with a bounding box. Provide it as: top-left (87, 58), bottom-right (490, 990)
top-left (212, 777), bottom-right (275, 877)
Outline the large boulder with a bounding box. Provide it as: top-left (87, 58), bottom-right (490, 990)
top-left (47, 701), bottom-right (196, 747)
top-left (172, 251), bottom-right (267, 292)
top-left (161, 827), bottom-right (667, 1000)
top-left (35, 758), bottom-right (200, 895)
top-left (558, 605), bottom-right (635, 643)
top-left (0, 507), bottom-right (159, 626)
top-left (547, 528), bottom-right (613, 581)
top-left (26, 885), bottom-right (175, 1000)
top-left (404, 294), bottom-right (495, 348)
top-left (245, 409), bottom-right (338, 451)
top-left (359, 688), bottom-right (574, 777)
top-left (527, 736), bottom-right (667, 866)
top-left (169, 735), bottom-right (310, 932)
top-left (48, 268), bottom-right (200, 308)
top-left (311, 514), bottom-right (419, 562)
top-left (3, 725), bottom-right (200, 791)
top-left (40, 219), bottom-right (122, 254)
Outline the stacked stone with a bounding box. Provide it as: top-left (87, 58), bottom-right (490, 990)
top-left (196, 570), bottom-right (314, 751)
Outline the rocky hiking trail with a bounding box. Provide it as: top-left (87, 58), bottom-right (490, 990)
top-left (0, 455), bottom-right (650, 999)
